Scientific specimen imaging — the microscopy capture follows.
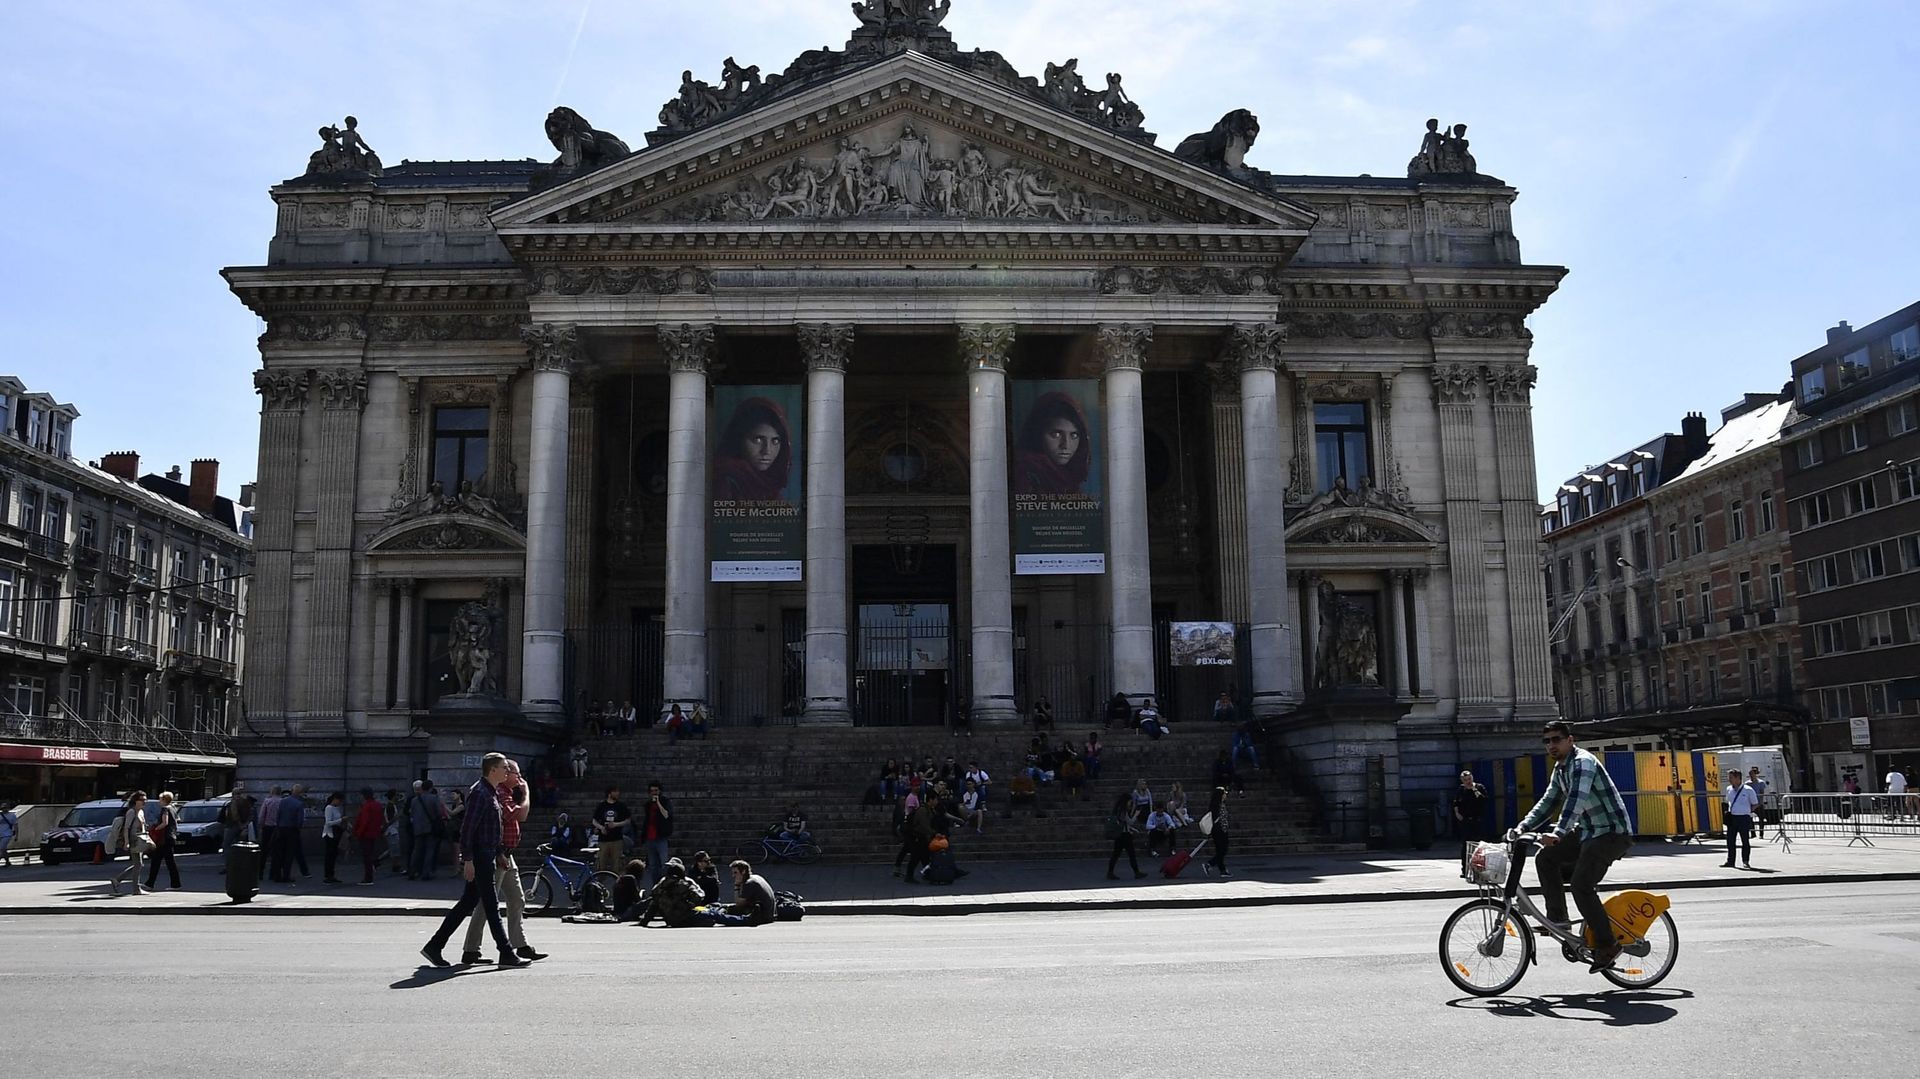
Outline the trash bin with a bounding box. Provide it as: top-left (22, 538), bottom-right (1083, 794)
top-left (1408, 804), bottom-right (1436, 850)
top-left (225, 841), bottom-right (261, 903)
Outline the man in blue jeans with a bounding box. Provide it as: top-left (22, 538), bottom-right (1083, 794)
top-left (1513, 721), bottom-right (1634, 973)
top-left (1231, 719), bottom-right (1261, 771)
top-left (638, 782), bottom-right (674, 896)
top-left (420, 753), bottom-right (526, 969)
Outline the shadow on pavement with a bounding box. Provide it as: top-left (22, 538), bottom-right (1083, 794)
top-left (1447, 987), bottom-right (1693, 1026)
top-left (389, 964), bottom-right (521, 990)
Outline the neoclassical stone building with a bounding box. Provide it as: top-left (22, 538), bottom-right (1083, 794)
top-left (227, 1), bottom-right (1565, 824)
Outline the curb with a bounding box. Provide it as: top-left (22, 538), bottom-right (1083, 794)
top-left (3, 869), bottom-right (1914, 918)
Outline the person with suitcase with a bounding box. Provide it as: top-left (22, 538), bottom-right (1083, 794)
top-left (1207, 786), bottom-right (1232, 877)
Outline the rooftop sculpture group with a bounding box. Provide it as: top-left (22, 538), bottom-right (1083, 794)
top-left (1406, 118), bottom-right (1478, 178)
top-left (1040, 58), bottom-right (1145, 133)
top-left (302, 116), bottom-right (382, 178)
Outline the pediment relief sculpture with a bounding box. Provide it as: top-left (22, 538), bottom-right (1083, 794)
top-left (651, 120), bottom-right (1152, 226)
top-left (386, 479), bottom-right (523, 531)
top-left (368, 514), bottom-right (527, 555)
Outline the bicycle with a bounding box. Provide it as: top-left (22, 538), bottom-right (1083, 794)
top-left (735, 833), bottom-right (821, 865)
top-left (1439, 832), bottom-right (1679, 996)
top-left (519, 843), bottom-right (619, 912)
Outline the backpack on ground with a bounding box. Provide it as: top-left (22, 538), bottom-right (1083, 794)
top-left (775, 889), bottom-right (806, 921)
top-left (924, 849), bottom-right (964, 885)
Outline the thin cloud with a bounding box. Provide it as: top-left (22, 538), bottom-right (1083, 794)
top-left (1699, 81), bottom-right (1787, 209)
top-left (550, 0), bottom-right (595, 107)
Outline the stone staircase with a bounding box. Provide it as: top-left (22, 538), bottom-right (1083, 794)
top-left (521, 725), bottom-right (1355, 865)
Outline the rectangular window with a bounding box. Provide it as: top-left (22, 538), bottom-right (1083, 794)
top-left (43, 495), bottom-right (65, 540)
top-left (1768, 562), bottom-right (1784, 608)
top-left (1813, 621), bottom-right (1845, 657)
top-left (76, 514), bottom-right (96, 550)
top-left (1896, 465), bottom-right (1919, 503)
top-left (1679, 660), bottom-right (1694, 705)
top-left (1558, 557), bottom-right (1573, 594)
top-left (1799, 368), bottom-right (1827, 402)
top-left (1584, 485), bottom-right (1604, 517)
top-left (1606, 472), bottom-right (1624, 507)
top-left (1760, 490), bottom-right (1777, 531)
top-left (1698, 582), bottom-right (1714, 623)
top-left (1811, 556), bottom-right (1841, 591)
top-left (1845, 478), bottom-right (1879, 515)
top-left (1795, 438), bottom-right (1823, 469)
top-left (431, 406), bottom-right (492, 496)
top-left (1746, 648), bottom-right (1761, 696)
top-left (1671, 587), bottom-right (1686, 624)
top-left (1691, 514), bottom-right (1706, 553)
top-left (1606, 538), bottom-right (1623, 580)
top-left (1841, 347), bottom-right (1871, 384)
top-left (200, 555), bottom-right (217, 583)
top-left (1898, 534), bottom-right (1920, 573)
top-left (1312, 403), bottom-right (1371, 494)
top-left (1864, 611), bottom-right (1896, 648)
top-left (1891, 325), bottom-right (1920, 363)
top-left (0, 570), bottom-right (14, 638)
top-left (1630, 528), bottom-right (1649, 570)
top-left (1665, 524), bottom-right (1680, 562)
top-left (112, 526), bottom-right (132, 559)
top-left (1842, 420), bottom-right (1870, 453)
top-left (132, 599), bottom-right (151, 644)
top-left (1854, 544), bottom-right (1887, 581)
top-left (49, 415), bottom-right (69, 457)
top-left (136, 534), bottom-right (155, 568)
top-left (19, 488), bottom-right (40, 534)
top-left (1801, 492), bottom-right (1833, 528)
top-left (1729, 500), bottom-right (1746, 541)
top-left (170, 548), bottom-right (190, 585)
top-left (1737, 571), bottom-right (1754, 609)
top-left (1891, 401), bottom-right (1919, 437)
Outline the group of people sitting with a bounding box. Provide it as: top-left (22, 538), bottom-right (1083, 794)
top-left (610, 850), bottom-right (780, 927)
top-left (584, 700), bottom-right (639, 737)
top-left (1104, 692), bottom-right (1172, 739)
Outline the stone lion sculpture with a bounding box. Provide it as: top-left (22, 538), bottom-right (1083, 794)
top-left (1174, 109), bottom-right (1261, 177)
top-left (544, 106), bottom-right (632, 174)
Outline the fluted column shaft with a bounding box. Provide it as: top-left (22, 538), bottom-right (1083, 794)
top-left (660, 324), bottom-right (715, 717)
top-left (1387, 571), bottom-right (1411, 697)
top-left (1231, 324), bottom-right (1294, 716)
top-left (520, 324), bottom-right (581, 722)
top-left (1099, 324), bottom-right (1157, 704)
top-left (800, 324), bottom-right (854, 725)
top-left (1489, 363), bottom-right (1556, 709)
top-left (1431, 363), bottom-right (1494, 708)
top-left (963, 324), bottom-right (1020, 725)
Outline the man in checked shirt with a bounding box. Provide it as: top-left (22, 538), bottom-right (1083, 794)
top-left (1512, 721), bottom-right (1635, 972)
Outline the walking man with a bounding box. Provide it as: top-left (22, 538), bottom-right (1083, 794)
top-left (144, 791), bottom-right (183, 890)
top-left (270, 786), bottom-right (307, 883)
top-left (0, 801), bottom-right (18, 867)
top-left (461, 758), bottom-right (546, 964)
top-left (218, 783), bottom-right (254, 858)
top-left (396, 781), bottom-right (420, 875)
top-left (1747, 767), bottom-right (1770, 837)
top-left (419, 753), bottom-right (527, 969)
top-left (591, 787), bottom-right (632, 874)
top-left (1723, 768), bottom-right (1758, 868)
top-left (1886, 766), bottom-right (1909, 821)
top-left (410, 780), bottom-right (448, 880)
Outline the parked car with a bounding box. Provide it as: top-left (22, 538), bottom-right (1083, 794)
top-left (40, 799), bottom-right (126, 864)
top-left (173, 797), bottom-right (231, 854)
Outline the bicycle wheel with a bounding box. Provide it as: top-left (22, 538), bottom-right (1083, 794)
top-left (1601, 911), bottom-right (1679, 989)
top-left (789, 843), bottom-right (822, 865)
top-left (524, 871), bottom-right (553, 911)
top-left (1439, 898), bottom-right (1533, 996)
top-left (734, 840), bottom-right (768, 862)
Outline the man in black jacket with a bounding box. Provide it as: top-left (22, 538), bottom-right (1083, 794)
top-left (638, 781), bottom-right (674, 895)
top-left (1451, 770), bottom-right (1489, 880)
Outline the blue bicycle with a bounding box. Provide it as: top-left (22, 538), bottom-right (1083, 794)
top-left (735, 833), bottom-right (822, 864)
top-left (519, 843), bottom-right (619, 911)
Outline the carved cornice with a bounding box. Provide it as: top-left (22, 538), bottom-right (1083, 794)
top-left (369, 518), bottom-right (526, 555)
top-left (369, 312), bottom-right (528, 342)
top-left (1485, 363), bottom-right (1539, 405)
top-left (1096, 324), bottom-right (1152, 373)
top-left (315, 367), bottom-right (369, 411)
top-left (1429, 363), bottom-right (1481, 405)
top-left (1429, 310), bottom-right (1532, 340)
top-left (1304, 378), bottom-right (1372, 402)
top-left (798, 323), bottom-right (855, 372)
top-left (1226, 322), bottom-right (1286, 374)
top-left (1286, 311), bottom-right (1428, 341)
top-left (525, 264), bottom-right (713, 297)
top-left (261, 313), bottom-right (367, 344)
top-left (657, 323), bottom-right (716, 374)
top-left (1096, 265), bottom-right (1278, 296)
top-left (253, 368), bottom-right (311, 412)
top-left (522, 323), bottom-right (583, 374)
top-left (958, 323), bottom-right (1016, 371)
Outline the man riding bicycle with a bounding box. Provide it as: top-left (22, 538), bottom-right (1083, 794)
top-left (1509, 721), bottom-right (1634, 972)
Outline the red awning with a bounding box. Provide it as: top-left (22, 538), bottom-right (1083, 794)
top-left (0, 742), bottom-right (123, 766)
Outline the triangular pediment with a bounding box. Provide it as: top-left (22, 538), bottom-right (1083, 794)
top-left (493, 51), bottom-right (1315, 238)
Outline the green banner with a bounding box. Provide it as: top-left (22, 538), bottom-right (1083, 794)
top-left (1010, 379), bottom-right (1105, 575)
top-left (710, 384), bottom-right (803, 581)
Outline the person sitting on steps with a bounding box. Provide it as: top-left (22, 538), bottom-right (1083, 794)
top-left (777, 804), bottom-right (812, 846)
top-left (1144, 802), bottom-right (1181, 858)
top-left (639, 857), bottom-right (708, 927)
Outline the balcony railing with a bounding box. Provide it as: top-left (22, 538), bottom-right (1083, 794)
top-left (67, 628), bottom-right (109, 655)
top-left (73, 542), bottom-right (102, 566)
top-left (23, 533), bottom-right (69, 563)
top-left (107, 556), bottom-right (136, 578)
top-left (104, 635), bottom-right (158, 665)
top-left (0, 702), bottom-right (234, 757)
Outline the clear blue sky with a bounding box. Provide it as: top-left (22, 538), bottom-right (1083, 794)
top-left (2, 1), bottom-right (1914, 498)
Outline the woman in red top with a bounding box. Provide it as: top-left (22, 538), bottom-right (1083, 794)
top-left (352, 788), bottom-right (386, 886)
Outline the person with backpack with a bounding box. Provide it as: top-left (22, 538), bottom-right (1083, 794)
top-left (1105, 791), bottom-right (1146, 880)
top-left (409, 780), bottom-right (449, 881)
top-left (143, 791), bottom-right (182, 891)
top-left (108, 790), bottom-right (153, 896)
top-left (218, 783), bottom-right (254, 857)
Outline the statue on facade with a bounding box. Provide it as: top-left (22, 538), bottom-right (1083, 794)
top-left (303, 116), bottom-right (384, 177)
top-left (1407, 118), bottom-right (1478, 178)
top-left (1097, 73), bottom-right (1145, 131)
top-left (1175, 109), bottom-right (1260, 177)
top-left (447, 601), bottom-right (501, 697)
top-left (542, 106), bottom-right (631, 178)
top-left (720, 56), bottom-right (762, 101)
top-left (1315, 579), bottom-right (1381, 689)
top-left (1044, 58), bottom-right (1088, 109)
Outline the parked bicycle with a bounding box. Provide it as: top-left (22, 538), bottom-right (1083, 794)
top-left (735, 833), bottom-right (821, 864)
top-left (519, 843), bottom-right (619, 912)
top-left (1439, 832), bottom-right (1679, 996)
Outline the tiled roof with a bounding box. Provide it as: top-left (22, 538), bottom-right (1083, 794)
top-left (1671, 399), bottom-right (1792, 483)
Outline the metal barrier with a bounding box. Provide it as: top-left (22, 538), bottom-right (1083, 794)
top-left (1778, 792), bottom-right (1920, 848)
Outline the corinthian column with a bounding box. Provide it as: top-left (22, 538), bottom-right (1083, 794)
top-left (519, 324), bottom-right (580, 724)
top-left (659, 323), bottom-right (715, 719)
top-left (1229, 323), bottom-right (1294, 716)
top-left (962, 323), bottom-right (1020, 725)
top-left (1098, 323), bottom-right (1157, 705)
top-left (1487, 362), bottom-right (1556, 714)
top-left (248, 367), bottom-right (311, 731)
top-left (799, 323), bottom-right (854, 725)
top-left (1429, 360), bottom-right (1494, 711)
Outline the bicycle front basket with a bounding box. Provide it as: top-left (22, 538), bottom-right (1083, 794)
top-left (1467, 841), bottom-right (1508, 885)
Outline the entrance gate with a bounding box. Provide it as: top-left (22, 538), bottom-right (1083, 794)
top-left (854, 603), bottom-right (954, 727)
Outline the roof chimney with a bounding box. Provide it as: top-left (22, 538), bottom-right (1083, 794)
top-left (1827, 320), bottom-right (1853, 345)
top-left (238, 482), bottom-right (255, 509)
top-left (165, 464), bottom-right (182, 482)
top-left (100, 451), bottom-right (140, 481)
top-left (189, 459), bottom-right (219, 514)
top-left (1681, 412), bottom-right (1709, 456)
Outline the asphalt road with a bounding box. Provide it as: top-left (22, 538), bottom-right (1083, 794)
top-left (4, 881), bottom-right (1915, 1077)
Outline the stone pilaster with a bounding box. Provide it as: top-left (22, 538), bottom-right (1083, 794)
top-left (1229, 322), bottom-right (1295, 715)
top-left (659, 323), bottom-right (714, 718)
top-left (961, 323), bottom-right (1020, 726)
top-left (1487, 362), bottom-right (1556, 713)
top-left (303, 366), bottom-right (367, 733)
top-left (247, 367), bottom-right (310, 731)
top-left (1411, 569), bottom-right (1433, 697)
top-left (1204, 360), bottom-right (1248, 623)
top-left (1285, 371), bottom-right (1314, 505)
top-left (1097, 323), bottom-right (1157, 704)
top-left (1430, 362), bottom-right (1495, 710)
top-left (1387, 570), bottom-right (1411, 698)
top-left (393, 579), bottom-right (416, 710)
top-left (520, 323), bottom-right (581, 723)
top-left (799, 323), bottom-right (854, 725)
top-left (565, 373), bottom-right (599, 636)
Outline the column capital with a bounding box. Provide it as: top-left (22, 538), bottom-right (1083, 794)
top-left (522, 322), bottom-right (583, 374)
top-left (1095, 323), bottom-right (1152, 372)
top-left (1225, 322), bottom-right (1287, 373)
top-left (1484, 362), bottom-right (1539, 405)
top-left (958, 323), bottom-right (1016, 371)
top-left (315, 366), bottom-right (369, 411)
top-left (798, 323), bottom-right (855, 372)
top-left (657, 322), bottom-right (716, 374)
top-left (253, 368), bottom-right (312, 412)
top-left (1429, 362), bottom-right (1481, 405)
top-left (390, 577), bottom-right (415, 598)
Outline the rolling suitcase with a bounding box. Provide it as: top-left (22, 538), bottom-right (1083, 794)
top-left (1160, 850), bottom-right (1192, 878)
top-left (225, 841), bottom-right (261, 903)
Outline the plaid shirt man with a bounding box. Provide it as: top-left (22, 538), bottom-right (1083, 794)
top-left (1519, 746), bottom-right (1632, 840)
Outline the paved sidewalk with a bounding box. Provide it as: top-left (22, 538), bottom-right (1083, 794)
top-left (2, 831), bottom-right (1913, 917)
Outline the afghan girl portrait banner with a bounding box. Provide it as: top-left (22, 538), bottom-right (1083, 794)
top-left (710, 385), bottom-right (803, 582)
top-left (1010, 379), bottom-right (1106, 575)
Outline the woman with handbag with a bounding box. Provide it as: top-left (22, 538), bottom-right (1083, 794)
top-left (321, 791), bottom-right (347, 884)
top-left (1207, 786), bottom-right (1232, 878)
top-left (1105, 791), bottom-right (1146, 880)
top-left (109, 790), bottom-right (153, 896)
top-left (143, 791), bottom-right (182, 891)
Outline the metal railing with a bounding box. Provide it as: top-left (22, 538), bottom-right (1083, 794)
top-left (0, 699), bottom-right (233, 758)
top-left (1777, 792), bottom-right (1920, 848)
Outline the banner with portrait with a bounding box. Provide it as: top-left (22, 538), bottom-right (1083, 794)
top-left (1169, 622), bottom-right (1236, 666)
top-left (710, 384), bottom-right (803, 582)
top-left (1010, 379), bottom-right (1106, 575)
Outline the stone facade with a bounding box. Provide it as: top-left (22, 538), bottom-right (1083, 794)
top-left (223, 6), bottom-right (1566, 837)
